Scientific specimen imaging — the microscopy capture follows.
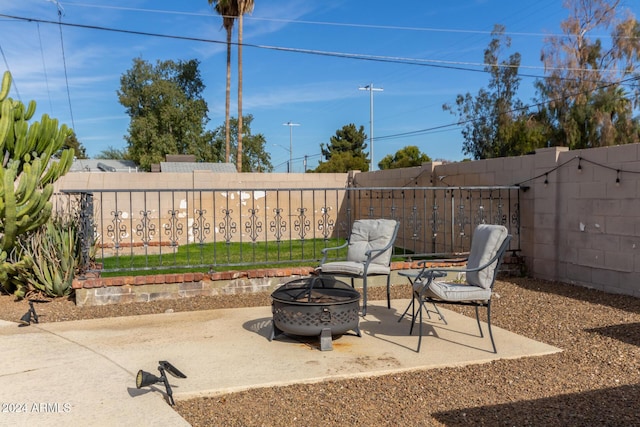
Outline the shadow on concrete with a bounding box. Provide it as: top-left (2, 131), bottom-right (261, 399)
top-left (242, 317), bottom-right (273, 339)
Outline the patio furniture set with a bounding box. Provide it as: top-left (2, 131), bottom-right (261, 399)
top-left (270, 219), bottom-right (512, 353)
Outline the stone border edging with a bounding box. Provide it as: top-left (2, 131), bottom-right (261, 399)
top-left (71, 259), bottom-right (481, 307)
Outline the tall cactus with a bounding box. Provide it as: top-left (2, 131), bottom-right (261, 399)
top-left (0, 71), bottom-right (74, 295)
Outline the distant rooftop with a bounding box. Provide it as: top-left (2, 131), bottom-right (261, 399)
top-left (69, 156), bottom-right (237, 173)
top-left (159, 162), bottom-right (237, 173)
top-left (69, 159), bottom-right (139, 172)
top-left (165, 154), bottom-right (196, 163)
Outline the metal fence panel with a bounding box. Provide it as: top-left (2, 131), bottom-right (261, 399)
top-left (58, 186), bottom-right (521, 273)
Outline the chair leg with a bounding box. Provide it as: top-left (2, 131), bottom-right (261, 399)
top-left (398, 295), bottom-right (414, 323)
top-left (475, 306), bottom-right (484, 338)
top-left (410, 292), bottom-right (427, 352)
top-left (487, 301), bottom-right (496, 353)
top-left (361, 277), bottom-right (368, 317)
top-left (417, 297), bottom-right (423, 352)
top-left (386, 274), bottom-right (391, 309)
top-left (409, 292), bottom-right (418, 335)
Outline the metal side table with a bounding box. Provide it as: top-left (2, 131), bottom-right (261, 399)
top-left (397, 269), bottom-right (447, 325)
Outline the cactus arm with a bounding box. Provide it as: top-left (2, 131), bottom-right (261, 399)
top-left (1, 166), bottom-right (17, 253)
top-left (0, 72), bottom-right (11, 99)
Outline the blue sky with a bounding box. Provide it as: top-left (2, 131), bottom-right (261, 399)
top-left (1, 1), bottom-right (639, 172)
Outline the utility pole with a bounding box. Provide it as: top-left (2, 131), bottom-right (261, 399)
top-left (282, 121), bottom-right (300, 173)
top-left (359, 83), bottom-right (383, 171)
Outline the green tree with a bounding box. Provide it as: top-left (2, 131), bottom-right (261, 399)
top-left (209, 0), bottom-right (238, 163)
top-left (313, 151), bottom-right (369, 173)
top-left (95, 146), bottom-right (130, 160)
top-left (535, 0), bottom-right (640, 149)
top-left (63, 130), bottom-right (87, 159)
top-left (212, 115), bottom-right (272, 172)
top-left (378, 145), bottom-right (431, 170)
top-left (117, 57), bottom-right (214, 171)
top-left (443, 25), bottom-right (536, 159)
top-left (312, 124), bottom-right (368, 172)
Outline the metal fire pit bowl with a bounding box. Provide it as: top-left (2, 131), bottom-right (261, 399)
top-left (270, 276), bottom-right (361, 351)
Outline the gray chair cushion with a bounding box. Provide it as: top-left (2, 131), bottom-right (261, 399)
top-left (319, 261), bottom-right (391, 276)
top-left (319, 261), bottom-right (364, 276)
top-left (418, 281), bottom-right (492, 301)
top-left (465, 224), bottom-right (508, 289)
top-left (347, 219), bottom-right (397, 266)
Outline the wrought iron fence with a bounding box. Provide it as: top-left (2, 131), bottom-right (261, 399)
top-left (58, 186), bottom-right (521, 274)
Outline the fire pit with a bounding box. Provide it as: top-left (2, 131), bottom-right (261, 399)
top-left (270, 276), bottom-right (361, 351)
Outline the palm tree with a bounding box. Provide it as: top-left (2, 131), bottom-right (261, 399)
top-left (236, 0), bottom-right (254, 172)
top-left (209, 0), bottom-right (238, 164)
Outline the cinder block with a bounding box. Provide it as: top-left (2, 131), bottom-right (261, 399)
top-left (604, 216), bottom-right (635, 236)
top-left (591, 268), bottom-right (621, 288)
top-left (148, 292), bottom-right (173, 302)
top-left (179, 281), bottom-right (203, 292)
top-left (603, 252), bottom-right (634, 272)
top-left (565, 263), bottom-right (592, 283)
top-left (578, 248), bottom-right (605, 268)
top-left (95, 286), bottom-right (130, 296)
top-left (579, 181), bottom-right (606, 199)
top-left (607, 143), bottom-right (639, 164)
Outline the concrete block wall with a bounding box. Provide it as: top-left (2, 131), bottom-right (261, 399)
top-left (546, 144), bottom-right (640, 296)
top-left (359, 144), bottom-right (640, 298)
top-left (59, 143), bottom-right (640, 299)
top-left (426, 145), bottom-right (640, 298)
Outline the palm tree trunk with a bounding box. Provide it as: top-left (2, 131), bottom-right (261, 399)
top-left (236, 13), bottom-right (244, 172)
top-left (225, 27), bottom-right (232, 163)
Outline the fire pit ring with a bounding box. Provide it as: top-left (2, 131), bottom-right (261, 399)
top-left (270, 276), bottom-right (361, 351)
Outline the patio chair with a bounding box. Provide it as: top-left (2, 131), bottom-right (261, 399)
top-left (410, 224), bottom-right (511, 353)
top-left (317, 219), bottom-right (399, 316)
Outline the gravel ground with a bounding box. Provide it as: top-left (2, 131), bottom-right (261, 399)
top-left (2, 277), bottom-right (639, 426)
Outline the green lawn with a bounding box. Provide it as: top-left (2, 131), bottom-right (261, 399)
top-left (99, 238), bottom-right (349, 277)
top-left (98, 238), bottom-right (413, 277)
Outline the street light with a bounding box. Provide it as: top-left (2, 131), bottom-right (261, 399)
top-left (359, 83), bottom-right (383, 171)
top-left (282, 121), bottom-right (300, 173)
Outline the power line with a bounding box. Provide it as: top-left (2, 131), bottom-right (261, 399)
top-left (36, 22), bottom-right (53, 113)
top-left (59, 2), bottom-right (632, 41)
top-left (0, 13), bottom-right (629, 77)
top-left (374, 74), bottom-right (640, 142)
top-left (48, 2), bottom-right (75, 130)
top-left (0, 42), bottom-right (20, 100)
top-left (3, 12), bottom-right (638, 151)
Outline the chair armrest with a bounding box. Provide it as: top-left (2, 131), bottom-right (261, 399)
top-left (414, 235), bottom-right (512, 285)
top-left (320, 241), bottom-right (349, 264)
top-left (364, 238), bottom-right (396, 264)
top-left (415, 258), bottom-right (496, 282)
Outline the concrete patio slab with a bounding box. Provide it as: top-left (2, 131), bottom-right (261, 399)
top-left (0, 299), bottom-right (560, 426)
